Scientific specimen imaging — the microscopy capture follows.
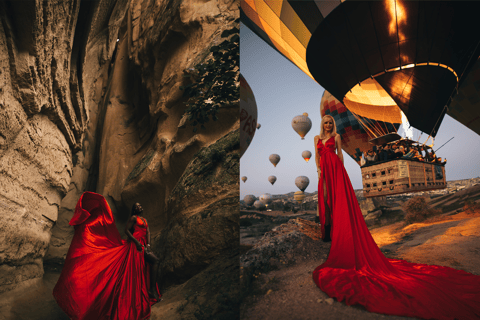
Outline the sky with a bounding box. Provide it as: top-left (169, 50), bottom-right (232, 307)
top-left (240, 23), bottom-right (480, 200)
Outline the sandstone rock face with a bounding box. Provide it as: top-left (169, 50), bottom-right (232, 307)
top-left (0, 0), bottom-right (85, 291)
top-left (48, 0), bottom-right (238, 256)
top-left (119, 0), bottom-right (239, 233)
top-left (2, 0), bottom-right (239, 295)
top-left (154, 130), bottom-right (239, 286)
top-left (45, 0), bottom-right (132, 263)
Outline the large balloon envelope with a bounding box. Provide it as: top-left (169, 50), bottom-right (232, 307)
top-left (321, 90), bottom-right (400, 165)
top-left (242, 1), bottom-right (480, 138)
top-left (448, 58), bottom-right (480, 136)
top-left (240, 74), bottom-right (258, 157)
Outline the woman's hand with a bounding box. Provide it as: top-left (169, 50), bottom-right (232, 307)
top-left (136, 243), bottom-right (143, 252)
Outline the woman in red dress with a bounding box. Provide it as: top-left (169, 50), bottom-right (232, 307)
top-left (313, 115), bottom-right (480, 319)
top-left (53, 192), bottom-right (161, 320)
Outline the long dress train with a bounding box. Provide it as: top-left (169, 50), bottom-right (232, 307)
top-left (53, 191), bottom-right (161, 320)
top-left (314, 136), bottom-right (480, 320)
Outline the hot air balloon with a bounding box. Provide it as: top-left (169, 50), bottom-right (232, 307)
top-left (292, 113), bottom-right (312, 140)
top-left (257, 123), bottom-right (261, 129)
top-left (302, 151), bottom-right (312, 163)
top-left (241, 176), bottom-right (247, 183)
top-left (242, 1), bottom-right (480, 139)
top-left (269, 154), bottom-right (280, 167)
top-left (240, 74), bottom-right (258, 158)
top-left (268, 176), bottom-right (277, 185)
top-left (294, 191), bottom-right (306, 204)
top-left (449, 58), bottom-right (480, 136)
top-left (321, 90), bottom-right (400, 165)
top-left (243, 195), bottom-right (256, 207)
top-left (253, 200), bottom-right (265, 210)
top-left (241, 1), bottom-right (480, 198)
top-left (259, 193), bottom-right (273, 206)
top-left (295, 176), bottom-right (310, 192)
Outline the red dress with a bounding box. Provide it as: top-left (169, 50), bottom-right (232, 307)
top-left (314, 136), bottom-right (480, 319)
top-left (53, 192), bottom-right (161, 320)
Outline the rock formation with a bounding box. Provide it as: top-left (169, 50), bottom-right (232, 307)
top-left (0, 0), bottom-right (239, 303)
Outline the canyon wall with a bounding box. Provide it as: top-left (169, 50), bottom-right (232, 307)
top-left (0, 0), bottom-right (239, 294)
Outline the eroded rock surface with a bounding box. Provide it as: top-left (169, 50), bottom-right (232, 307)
top-left (1, 0), bottom-right (240, 299)
top-left (154, 129), bottom-right (239, 286)
top-left (0, 0), bottom-right (84, 291)
top-left (241, 218), bottom-right (326, 272)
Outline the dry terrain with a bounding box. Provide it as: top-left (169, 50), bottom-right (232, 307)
top-left (241, 186), bottom-right (480, 320)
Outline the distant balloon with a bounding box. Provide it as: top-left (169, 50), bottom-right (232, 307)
top-left (257, 123), bottom-right (261, 129)
top-left (302, 151), bottom-right (312, 163)
top-left (241, 176), bottom-right (247, 183)
top-left (268, 176), bottom-right (277, 185)
top-left (243, 195), bottom-right (256, 206)
top-left (295, 176), bottom-right (310, 192)
top-left (259, 193), bottom-right (273, 206)
top-left (253, 200), bottom-right (265, 210)
top-left (294, 191), bottom-right (306, 204)
top-left (240, 74), bottom-right (258, 158)
top-left (269, 154), bottom-right (280, 167)
top-left (292, 113), bottom-right (312, 140)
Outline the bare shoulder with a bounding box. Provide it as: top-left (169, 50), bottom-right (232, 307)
top-left (314, 135), bottom-right (320, 141)
top-left (130, 215), bottom-right (137, 222)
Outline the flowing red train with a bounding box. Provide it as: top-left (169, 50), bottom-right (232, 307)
top-left (315, 136), bottom-right (480, 320)
top-left (53, 192), bottom-right (160, 320)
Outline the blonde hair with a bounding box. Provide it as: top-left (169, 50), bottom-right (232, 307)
top-left (320, 115), bottom-right (338, 140)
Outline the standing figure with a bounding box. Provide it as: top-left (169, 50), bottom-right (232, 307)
top-left (53, 192), bottom-right (161, 320)
top-left (126, 203), bottom-right (161, 300)
top-left (312, 115), bottom-right (480, 319)
top-left (314, 115), bottom-right (343, 242)
top-left (378, 144), bottom-right (389, 161)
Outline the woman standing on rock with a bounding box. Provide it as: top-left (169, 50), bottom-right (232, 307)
top-left (125, 202), bottom-right (160, 300)
top-left (313, 115), bottom-right (480, 319)
top-left (53, 192), bottom-right (161, 320)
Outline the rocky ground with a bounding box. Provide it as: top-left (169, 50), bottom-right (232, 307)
top-left (240, 210), bottom-right (317, 246)
top-left (0, 248), bottom-right (240, 320)
top-left (240, 185), bottom-right (480, 320)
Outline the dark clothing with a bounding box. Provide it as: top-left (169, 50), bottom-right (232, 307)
top-left (379, 150), bottom-right (389, 161)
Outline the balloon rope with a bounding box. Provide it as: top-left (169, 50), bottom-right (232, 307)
top-left (350, 111), bottom-right (378, 138)
top-left (381, 106), bottom-right (391, 136)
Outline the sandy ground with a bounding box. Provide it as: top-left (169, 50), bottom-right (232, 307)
top-left (241, 210), bottom-right (480, 320)
top-left (0, 265), bottom-right (68, 320)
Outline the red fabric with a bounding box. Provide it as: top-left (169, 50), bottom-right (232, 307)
top-left (53, 192), bottom-right (161, 320)
top-left (314, 136), bottom-right (480, 319)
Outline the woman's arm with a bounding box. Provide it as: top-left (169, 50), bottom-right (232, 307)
top-left (144, 221), bottom-right (152, 252)
top-left (314, 136), bottom-right (321, 178)
top-left (147, 223), bottom-right (151, 246)
top-left (125, 215), bottom-right (143, 251)
top-left (335, 134), bottom-right (344, 164)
